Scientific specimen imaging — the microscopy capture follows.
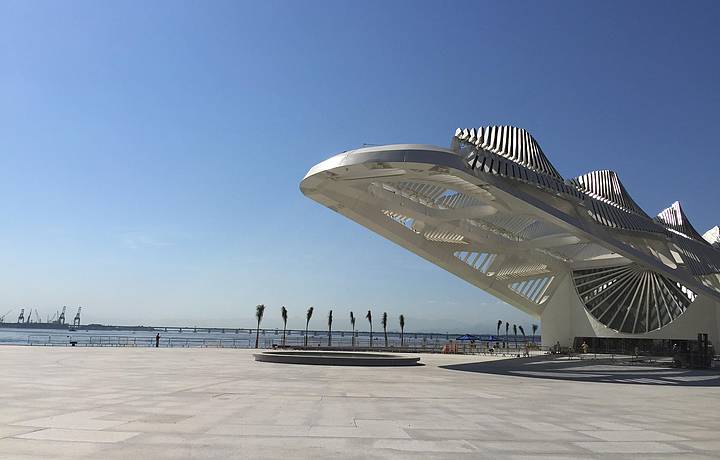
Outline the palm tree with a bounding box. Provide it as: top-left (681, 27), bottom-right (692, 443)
top-left (399, 314), bottom-right (405, 346)
top-left (496, 320), bottom-right (502, 345)
top-left (350, 311), bottom-right (356, 348)
top-left (254, 304), bottom-right (265, 348)
top-left (518, 325), bottom-right (526, 344)
top-left (381, 312), bottom-right (388, 347)
top-left (505, 321), bottom-right (509, 348)
top-left (366, 310), bottom-right (372, 347)
top-left (532, 324), bottom-right (538, 344)
top-left (513, 324), bottom-right (518, 350)
top-left (304, 306), bottom-right (314, 347)
top-left (327, 310), bottom-right (333, 347)
top-left (281, 306), bottom-right (288, 347)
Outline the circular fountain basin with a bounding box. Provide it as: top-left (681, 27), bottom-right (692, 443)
top-left (254, 351), bottom-right (421, 366)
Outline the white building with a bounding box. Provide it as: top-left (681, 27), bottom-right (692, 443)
top-left (300, 126), bottom-right (720, 347)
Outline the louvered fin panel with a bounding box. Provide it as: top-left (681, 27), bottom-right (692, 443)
top-left (380, 182), bottom-right (484, 209)
top-left (551, 243), bottom-right (616, 262)
top-left (656, 201), bottom-right (707, 242)
top-left (453, 251), bottom-right (496, 273)
top-left (481, 214), bottom-right (537, 237)
top-left (572, 264), bottom-right (695, 334)
top-left (381, 210), bottom-right (419, 233)
top-left (671, 239), bottom-right (720, 276)
top-left (703, 226), bottom-right (720, 248)
top-left (424, 230), bottom-right (466, 244)
top-left (569, 170), bottom-right (648, 217)
top-left (587, 200), bottom-right (665, 235)
top-left (509, 276), bottom-right (555, 304)
top-left (495, 263), bottom-right (549, 280)
top-left (454, 126), bottom-right (563, 180)
top-left (454, 127), bottom-right (585, 201)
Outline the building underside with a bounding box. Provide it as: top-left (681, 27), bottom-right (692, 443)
top-left (300, 126), bottom-right (720, 346)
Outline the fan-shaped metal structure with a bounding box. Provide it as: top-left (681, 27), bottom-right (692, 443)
top-left (573, 264), bottom-right (695, 333)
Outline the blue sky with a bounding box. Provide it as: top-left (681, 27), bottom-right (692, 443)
top-left (1, 0), bottom-right (718, 332)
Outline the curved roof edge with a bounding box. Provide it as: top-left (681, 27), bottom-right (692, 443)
top-left (656, 201), bottom-right (707, 243)
top-left (453, 126), bottom-right (563, 180)
top-left (569, 170), bottom-right (649, 217)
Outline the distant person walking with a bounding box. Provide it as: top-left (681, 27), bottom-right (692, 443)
top-left (155, 333), bottom-right (160, 348)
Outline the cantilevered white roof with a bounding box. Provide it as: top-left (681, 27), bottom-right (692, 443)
top-left (301, 126), bottom-right (720, 334)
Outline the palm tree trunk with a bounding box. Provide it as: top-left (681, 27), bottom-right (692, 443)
top-left (255, 322), bottom-right (260, 348)
top-left (304, 323), bottom-right (309, 347)
top-left (401, 328), bottom-right (404, 346)
top-left (282, 326), bottom-right (286, 347)
top-left (369, 325), bottom-right (372, 348)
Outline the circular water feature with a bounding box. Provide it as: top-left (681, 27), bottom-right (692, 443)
top-left (254, 351), bottom-right (421, 366)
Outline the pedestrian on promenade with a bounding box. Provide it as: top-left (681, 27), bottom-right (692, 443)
top-left (155, 333), bottom-right (160, 348)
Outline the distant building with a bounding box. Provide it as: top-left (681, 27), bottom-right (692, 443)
top-left (301, 126), bottom-right (720, 347)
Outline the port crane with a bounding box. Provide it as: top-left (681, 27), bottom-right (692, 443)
top-left (0, 310), bottom-right (10, 323)
top-left (58, 306), bottom-right (67, 325)
top-left (17, 308), bottom-right (24, 323)
top-left (73, 307), bottom-right (82, 326)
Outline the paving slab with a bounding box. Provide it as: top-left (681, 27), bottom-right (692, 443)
top-left (579, 429), bottom-right (686, 442)
top-left (16, 427), bottom-right (140, 443)
top-left (0, 346), bottom-right (719, 459)
top-left (574, 441), bottom-right (687, 453)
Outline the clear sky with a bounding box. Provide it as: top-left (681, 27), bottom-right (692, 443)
top-left (1, 0), bottom-right (718, 333)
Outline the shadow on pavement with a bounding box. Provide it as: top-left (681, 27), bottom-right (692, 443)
top-left (440, 356), bottom-right (720, 386)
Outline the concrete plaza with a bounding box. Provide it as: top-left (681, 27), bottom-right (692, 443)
top-left (1, 346), bottom-right (719, 459)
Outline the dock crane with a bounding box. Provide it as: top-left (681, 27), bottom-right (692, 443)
top-left (73, 307), bottom-right (82, 326)
top-left (58, 306), bottom-right (67, 325)
top-left (0, 310), bottom-right (11, 323)
top-left (33, 309), bottom-right (41, 323)
top-left (17, 308), bottom-right (24, 323)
